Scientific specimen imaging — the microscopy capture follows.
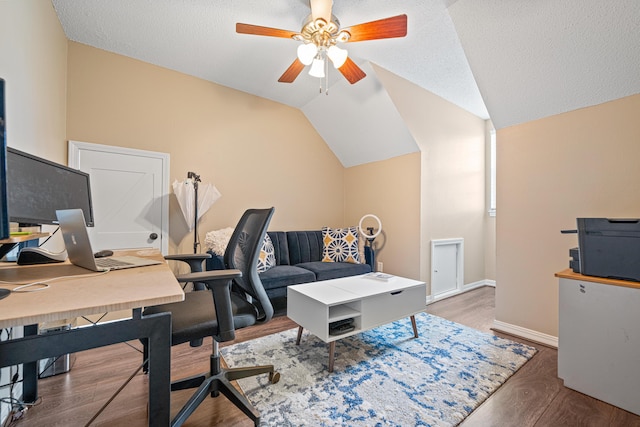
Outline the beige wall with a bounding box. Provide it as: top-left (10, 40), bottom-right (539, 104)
top-left (0, 0), bottom-right (67, 162)
top-left (344, 153), bottom-right (422, 279)
top-left (496, 93), bottom-right (640, 338)
top-left (372, 65), bottom-right (489, 291)
top-left (66, 42), bottom-right (345, 254)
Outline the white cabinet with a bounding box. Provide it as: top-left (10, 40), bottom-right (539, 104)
top-left (558, 271), bottom-right (640, 416)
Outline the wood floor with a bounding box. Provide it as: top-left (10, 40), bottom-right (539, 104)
top-left (14, 286), bottom-right (640, 426)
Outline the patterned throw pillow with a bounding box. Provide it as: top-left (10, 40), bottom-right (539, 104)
top-left (257, 233), bottom-right (276, 273)
top-left (322, 226), bottom-right (361, 264)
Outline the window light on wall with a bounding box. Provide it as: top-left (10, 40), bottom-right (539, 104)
top-left (489, 129), bottom-right (496, 217)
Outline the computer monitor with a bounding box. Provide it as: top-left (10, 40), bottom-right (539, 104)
top-left (0, 78), bottom-right (9, 240)
top-left (7, 148), bottom-right (94, 227)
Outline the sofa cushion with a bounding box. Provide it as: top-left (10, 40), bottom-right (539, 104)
top-left (267, 231), bottom-right (289, 266)
top-left (296, 261), bottom-right (371, 281)
top-left (287, 231), bottom-right (324, 265)
top-left (259, 265), bottom-right (316, 292)
top-left (321, 226), bottom-right (361, 264)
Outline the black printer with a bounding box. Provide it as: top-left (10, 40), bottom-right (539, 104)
top-left (565, 218), bottom-right (640, 282)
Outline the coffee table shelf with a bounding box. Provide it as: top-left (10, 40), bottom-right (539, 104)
top-left (328, 303), bottom-right (360, 322)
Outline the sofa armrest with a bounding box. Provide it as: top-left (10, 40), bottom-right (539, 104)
top-left (365, 246), bottom-right (376, 271)
top-left (206, 250), bottom-right (226, 270)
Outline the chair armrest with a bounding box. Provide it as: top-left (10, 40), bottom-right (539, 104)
top-left (175, 269), bottom-right (242, 284)
top-left (165, 253), bottom-right (212, 262)
top-left (166, 254), bottom-right (214, 289)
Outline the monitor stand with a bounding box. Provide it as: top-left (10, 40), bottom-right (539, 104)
top-left (0, 288), bottom-right (10, 300)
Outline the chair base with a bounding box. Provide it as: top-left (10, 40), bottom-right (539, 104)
top-left (170, 354), bottom-right (279, 427)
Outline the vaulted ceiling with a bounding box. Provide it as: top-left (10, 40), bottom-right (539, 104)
top-left (52, 0), bottom-right (640, 166)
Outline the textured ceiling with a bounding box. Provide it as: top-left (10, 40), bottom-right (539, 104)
top-left (448, 0), bottom-right (640, 130)
top-left (51, 0), bottom-right (640, 165)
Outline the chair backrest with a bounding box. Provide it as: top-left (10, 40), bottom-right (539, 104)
top-left (224, 207), bottom-right (275, 323)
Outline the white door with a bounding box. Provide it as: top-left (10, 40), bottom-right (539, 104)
top-left (431, 239), bottom-right (463, 299)
top-left (68, 141), bottom-right (169, 254)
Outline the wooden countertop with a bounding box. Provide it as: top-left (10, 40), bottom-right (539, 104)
top-left (0, 249), bottom-right (184, 328)
top-left (555, 268), bottom-right (640, 290)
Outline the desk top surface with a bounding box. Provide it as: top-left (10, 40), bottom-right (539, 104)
top-left (555, 268), bottom-right (640, 290)
top-left (0, 249), bottom-right (184, 328)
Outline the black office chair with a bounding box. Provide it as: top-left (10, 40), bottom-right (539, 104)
top-left (143, 207), bottom-right (279, 427)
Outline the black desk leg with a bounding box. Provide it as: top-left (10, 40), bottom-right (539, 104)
top-left (22, 324), bottom-right (39, 403)
top-left (146, 314), bottom-right (172, 425)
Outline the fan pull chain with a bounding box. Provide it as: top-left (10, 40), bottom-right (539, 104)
top-left (325, 58), bottom-right (329, 95)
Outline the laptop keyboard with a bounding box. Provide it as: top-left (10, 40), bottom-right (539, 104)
top-left (95, 258), bottom-right (133, 268)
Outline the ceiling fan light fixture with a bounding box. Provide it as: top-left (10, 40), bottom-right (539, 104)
top-left (309, 57), bottom-right (325, 78)
top-left (327, 45), bottom-right (348, 68)
top-left (297, 43), bottom-right (318, 65)
top-left (236, 5), bottom-right (407, 86)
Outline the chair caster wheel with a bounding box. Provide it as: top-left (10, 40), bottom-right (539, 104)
top-left (269, 371), bottom-right (280, 384)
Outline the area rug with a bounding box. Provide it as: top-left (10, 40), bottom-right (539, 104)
top-left (221, 312), bottom-right (537, 426)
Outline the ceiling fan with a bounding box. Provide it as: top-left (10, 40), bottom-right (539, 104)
top-left (236, 0), bottom-right (407, 85)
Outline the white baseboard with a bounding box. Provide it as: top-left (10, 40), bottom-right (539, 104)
top-left (492, 319), bottom-right (558, 348)
top-left (465, 279), bottom-right (495, 290)
top-left (481, 279), bottom-right (496, 288)
top-left (426, 279), bottom-right (495, 304)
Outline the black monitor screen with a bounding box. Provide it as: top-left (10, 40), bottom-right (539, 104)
top-left (0, 79), bottom-right (9, 239)
top-left (7, 147), bottom-right (94, 227)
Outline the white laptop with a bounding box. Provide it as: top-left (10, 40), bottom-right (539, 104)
top-left (56, 209), bottom-right (162, 272)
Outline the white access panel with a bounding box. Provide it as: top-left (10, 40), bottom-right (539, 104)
top-left (431, 238), bottom-right (463, 299)
top-left (558, 278), bottom-right (640, 416)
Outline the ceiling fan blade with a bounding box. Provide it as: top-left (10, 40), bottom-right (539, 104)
top-left (278, 58), bottom-right (306, 83)
top-left (310, 0), bottom-right (333, 23)
top-left (338, 58), bottom-right (366, 84)
top-left (343, 14), bottom-right (408, 42)
top-left (236, 23), bottom-right (298, 39)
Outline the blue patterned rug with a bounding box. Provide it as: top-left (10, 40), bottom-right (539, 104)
top-left (221, 312), bottom-right (537, 426)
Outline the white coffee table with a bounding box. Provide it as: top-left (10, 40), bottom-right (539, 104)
top-left (287, 274), bottom-right (426, 372)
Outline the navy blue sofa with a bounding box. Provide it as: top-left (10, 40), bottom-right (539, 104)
top-left (206, 230), bottom-right (374, 302)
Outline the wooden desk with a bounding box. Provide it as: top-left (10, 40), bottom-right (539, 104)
top-left (0, 249), bottom-right (184, 426)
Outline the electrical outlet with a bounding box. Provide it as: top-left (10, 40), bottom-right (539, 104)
top-left (377, 262), bottom-right (383, 272)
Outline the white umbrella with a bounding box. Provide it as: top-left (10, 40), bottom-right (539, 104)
top-left (173, 179), bottom-right (221, 231)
